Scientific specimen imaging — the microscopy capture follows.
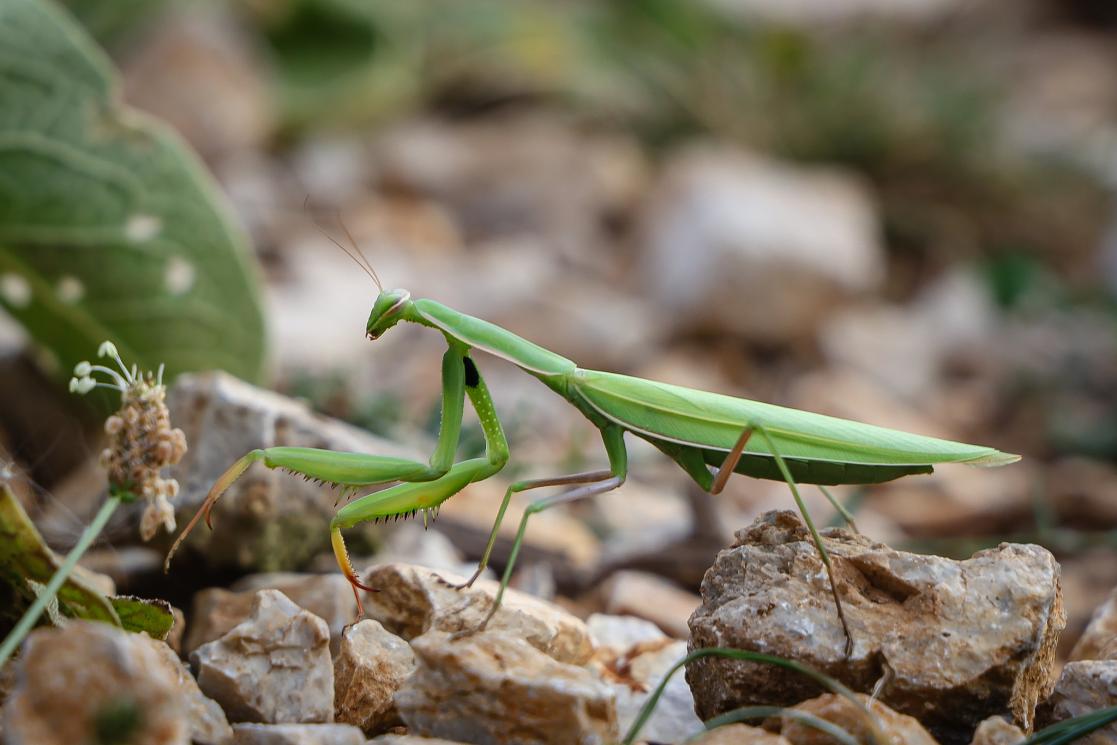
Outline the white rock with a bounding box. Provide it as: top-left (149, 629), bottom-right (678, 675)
top-left (192, 590), bottom-right (334, 724)
top-left (396, 631), bottom-right (618, 745)
top-left (333, 620), bottom-right (416, 734)
top-left (231, 723), bottom-right (365, 745)
top-left (639, 145), bottom-right (884, 343)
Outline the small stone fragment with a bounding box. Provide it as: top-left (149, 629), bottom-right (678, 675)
top-left (395, 630), bottom-right (618, 745)
top-left (231, 723), bottom-right (365, 745)
top-left (687, 511), bottom-right (1064, 744)
top-left (587, 613), bottom-right (669, 652)
top-left (147, 635), bottom-right (233, 745)
top-left (592, 637), bottom-right (702, 744)
top-left (1036, 660), bottom-right (1117, 744)
top-left (689, 724), bottom-right (791, 744)
top-left (782, 694), bottom-right (937, 745)
top-left (368, 736), bottom-right (472, 744)
top-left (970, 716), bottom-right (1026, 745)
top-left (185, 573), bottom-right (357, 654)
top-left (191, 590), bottom-right (333, 724)
top-left (600, 569), bottom-right (699, 639)
top-left (1071, 587), bottom-right (1117, 661)
top-left (333, 620), bottom-right (416, 734)
top-left (362, 562), bottom-right (592, 665)
top-left (1, 622), bottom-right (187, 745)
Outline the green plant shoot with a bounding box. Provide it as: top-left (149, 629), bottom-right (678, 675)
top-left (166, 251), bottom-right (1018, 653)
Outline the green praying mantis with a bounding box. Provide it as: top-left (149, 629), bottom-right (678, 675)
top-left (165, 246), bottom-right (1019, 654)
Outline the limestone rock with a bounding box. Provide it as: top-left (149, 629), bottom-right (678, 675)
top-left (592, 637), bottom-right (701, 744)
top-left (1036, 660), bottom-right (1117, 745)
top-left (1071, 587), bottom-right (1117, 661)
top-left (969, 717), bottom-right (1026, 745)
top-left (1, 622), bottom-right (187, 745)
top-left (147, 636), bottom-right (233, 745)
top-left (231, 723), bottom-right (365, 745)
top-left (333, 620), bottom-right (416, 734)
top-left (368, 736), bottom-right (471, 744)
top-left (165, 371), bottom-right (421, 572)
top-left (586, 613), bottom-right (670, 652)
top-left (689, 725), bottom-right (791, 744)
top-left (687, 511), bottom-right (1064, 744)
top-left (362, 563), bottom-right (593, 665)
top-left (639, 146), bottom-right (883, 343)
top-left (184, 572), bottom-right (357, 654)
top-left (192, 590), bottom-right (334, 724)
top-left (395, 631), bottom-right (618, 745)
top-left (599, 569), bottom-right (699, 639)
top-left (782, 694), bottom-right (937, 745)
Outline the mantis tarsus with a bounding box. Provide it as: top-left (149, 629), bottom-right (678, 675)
top-left (166, 254), bottom-right (1018, 654)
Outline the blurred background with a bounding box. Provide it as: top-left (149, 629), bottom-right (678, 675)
top-left (4, 0), bottom-right (1117, 654)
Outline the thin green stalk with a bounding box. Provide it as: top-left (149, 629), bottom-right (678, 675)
top-left (692, 705), bottom-right (859, 745)
top-left (0, 495), bottom-right (121, 668)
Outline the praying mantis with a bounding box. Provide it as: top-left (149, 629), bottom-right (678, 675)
top-left (166, 251), bottom-right (1019, 654)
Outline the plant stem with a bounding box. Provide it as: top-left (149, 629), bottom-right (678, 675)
top-left (0, 495), bottom-right (121, 669)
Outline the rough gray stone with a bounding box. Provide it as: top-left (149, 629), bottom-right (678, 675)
top-left (687, 511), bottom-right (1064, 744)
top-left (192, 590), bottom-right (334, 724)
top-left (1071, 587), bottom-right (1117, 661)
top-left (395, 631), bottom-right (617, 745)
top-left (1036, 660), bottom-right (1117, 745)
top-left (362, 563), bottom-right (593, 665)
top-left (1, 622), bottom-right (188, 745)
top-left (231, 723), bottom-right (365, 745)
top-left (333, 620), bottom-right (416, 734)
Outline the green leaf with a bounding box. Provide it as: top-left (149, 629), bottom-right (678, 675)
top-left (0, 484), bottom-right (119, 627)
top-left (0, 0), bottom-right (267, 384)
top-left (110, 595), bottom-right (174, 639)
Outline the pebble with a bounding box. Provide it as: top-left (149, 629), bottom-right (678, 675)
top-left (782, 693), bottom-right (937, 745)
top-left (230, 723), bottom-right (365, 745)
top-left (395, 631), bottom-right (617, 745)
top-left (361, 562), bottom-right (593, 665)
top-left (969, 717), bottom-right (1026, 745)
top-left (333, 620), bottom-right (416, 734)
top-left (599, 569), bottom-right (700, 639)
top-left (191, 590), bottom-right (334, 724)
top-left (1, 622), bottom-right (188, 745)
top-left (1071, 587), bottom-right (1117, 661)
top-left (638, 145), bottom-right (884, 344)
top-left (185, 573), bottom-right (356, 654)
top-left (689, 725), bottom-right (791, 744)
top-left (1036, 660), bottom-right (1117, 745)
top-left (687, 511), bottom-right (1064, 744)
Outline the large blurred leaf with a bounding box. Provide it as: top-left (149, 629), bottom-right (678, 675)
top-left (0, 0), bottom-right (266, 383)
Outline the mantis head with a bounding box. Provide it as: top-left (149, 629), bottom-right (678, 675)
top-left (366, 289), bottom-right (412, 340)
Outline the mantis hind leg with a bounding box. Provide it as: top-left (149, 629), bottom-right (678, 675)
top-left (439, 468), bottom-right (615, 592)
top-left (752, 424), bottom-right (855, 658)
top-left (458, 425), bottom-right (629, 635)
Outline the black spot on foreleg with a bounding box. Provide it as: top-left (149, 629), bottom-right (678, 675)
top-left (463, 357), bottom-right (480, 388)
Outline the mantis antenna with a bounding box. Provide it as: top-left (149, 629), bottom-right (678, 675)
top-left (302, 195), bottom-right (383, 291)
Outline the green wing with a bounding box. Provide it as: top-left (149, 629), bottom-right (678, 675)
top-left (574, 369), bottom-right (1018, 469)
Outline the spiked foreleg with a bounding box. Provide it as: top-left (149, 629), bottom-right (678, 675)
top-left (331, 457), bottom-right (505, 613)
top-left (165, 347), bottom-right (471, 572)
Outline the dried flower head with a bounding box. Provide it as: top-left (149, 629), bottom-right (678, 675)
top-left (69, 342), bottom-right (187, 541)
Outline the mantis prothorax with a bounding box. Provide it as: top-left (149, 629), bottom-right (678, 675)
top-left (166, 262), bottom-right (1018, 654)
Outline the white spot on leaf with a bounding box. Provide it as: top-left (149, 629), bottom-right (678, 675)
top-left (56, 276), bottom-right (84, 303)
top-left (165, 257), bottom-right (195, 295)
top-left (0, 274), bottom-right (31, 308)
top-left (125, 214), bottom-right (162, 243)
